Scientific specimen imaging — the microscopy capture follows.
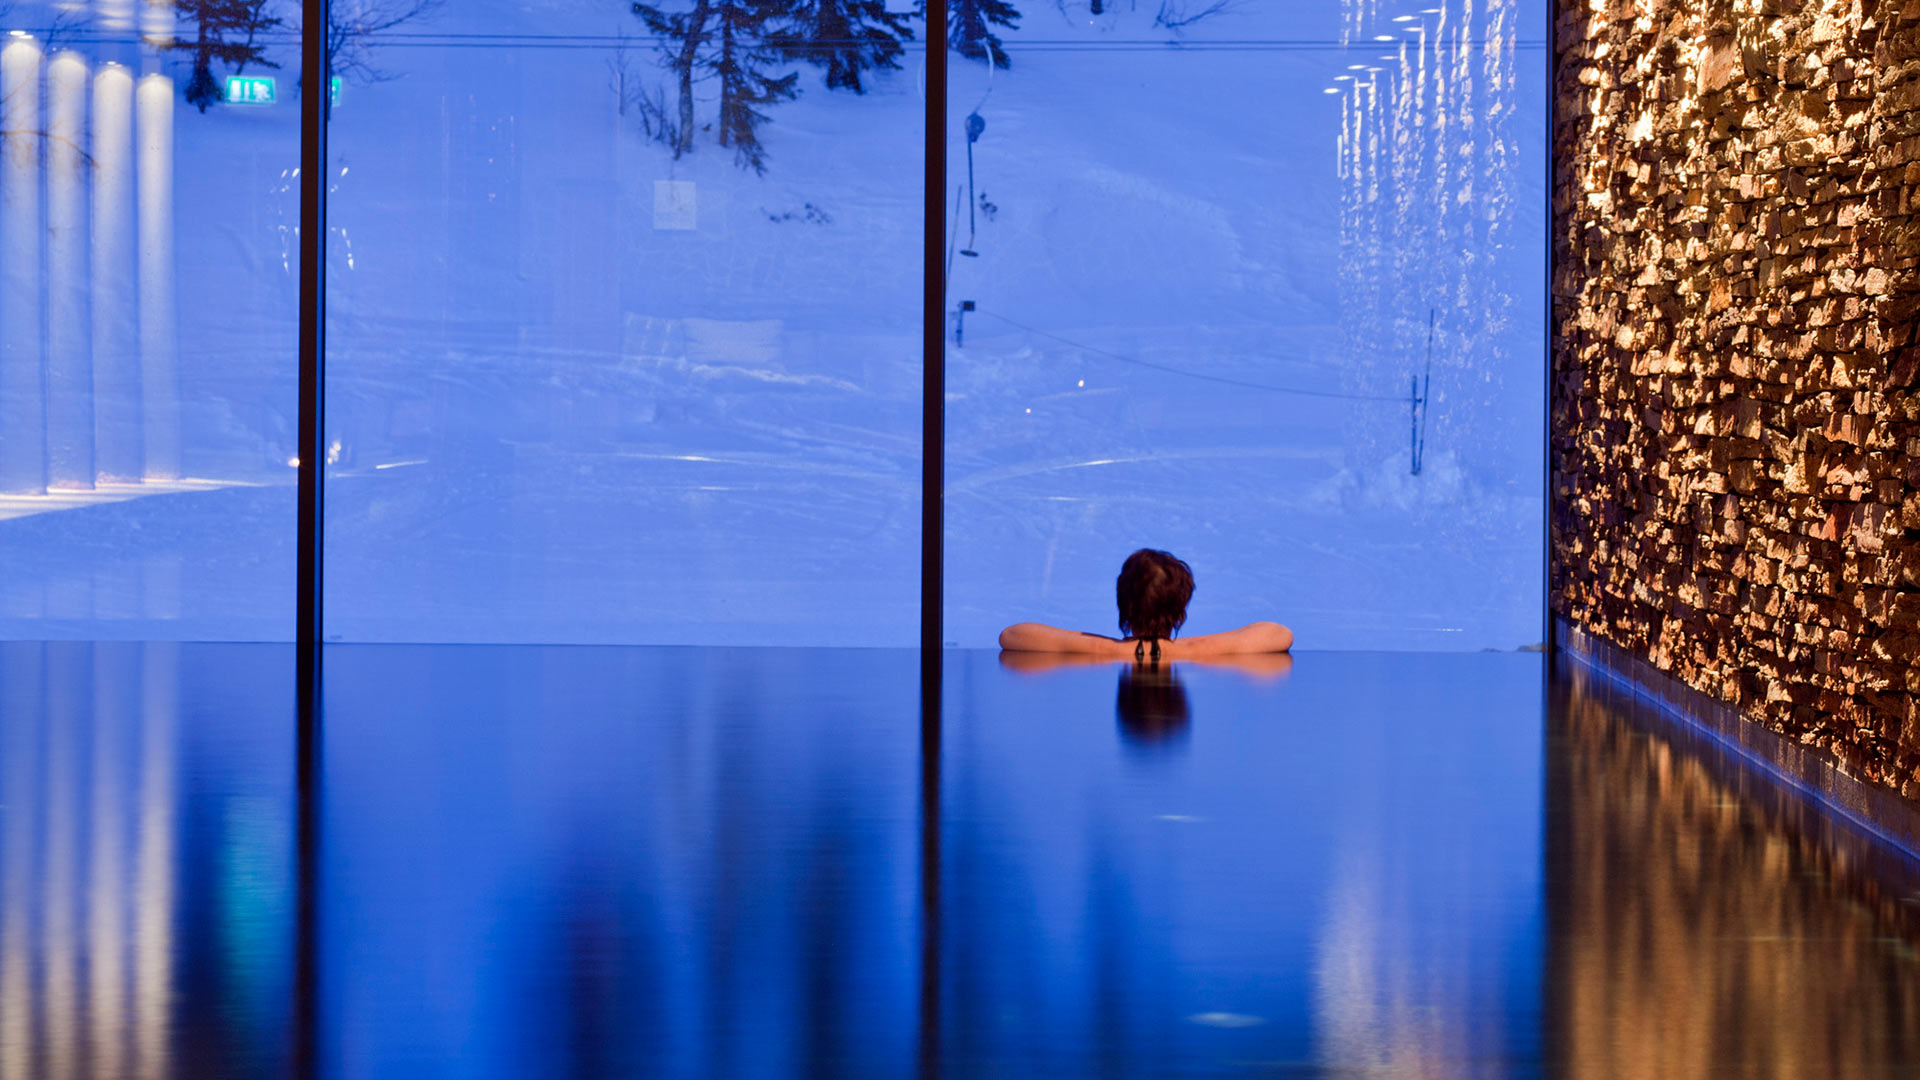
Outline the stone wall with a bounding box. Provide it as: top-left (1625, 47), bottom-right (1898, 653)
top-left (1552, 0), bottom-right (1920, 795)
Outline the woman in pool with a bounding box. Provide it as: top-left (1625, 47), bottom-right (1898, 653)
top-left (998, 548), bottom-right (1294, 659)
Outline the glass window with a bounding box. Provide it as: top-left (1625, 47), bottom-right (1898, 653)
top-left (322, 4), bottom-right (926, 644)
top-left (942, 0), bottom-right (1546, 650)
top-left (0, 2), bottom-right (299, 640)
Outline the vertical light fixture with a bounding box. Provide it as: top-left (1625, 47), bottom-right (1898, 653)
top-left (0, 36), bottom-right (46, 495)
top-left (92, 63), bottom-right (142, 482)
top-left (136, 73), bottom-right (179, 481)
top-left (47, 50), bottom-right (94, 489)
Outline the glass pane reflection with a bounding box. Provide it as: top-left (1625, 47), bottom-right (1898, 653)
top-left (0, 4), bottom-right (298, 640)
top-left (0, 642), bottom-right (295, 1080)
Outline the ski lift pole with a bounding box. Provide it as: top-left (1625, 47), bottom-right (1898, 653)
top-left (961, 112), bottom-right (986, 256)
top-left (944, 184), bottom-right (964, 297)
top-left (1410, 376), bottom-right (1420, 475)
top-left (1414, 308), bottom-right (1435, 476)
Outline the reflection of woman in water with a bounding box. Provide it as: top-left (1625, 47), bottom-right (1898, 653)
top-left (998, 549), bottom-right (1294, 659)
top-left (1115, 662), bottom-right (1191, 745)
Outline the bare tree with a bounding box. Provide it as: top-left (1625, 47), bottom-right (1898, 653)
top-left (1152, 0), bottom-right (1237, 31)
top-left (607, 34), bottom-right (682, 150)
top-left (0, 6), bottom-right (93, 156)
top-left (327, 0), bottom-right (442, 84)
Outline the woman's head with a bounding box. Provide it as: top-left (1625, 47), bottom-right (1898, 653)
top-left (1115, 549), bottom-right (1194, 640)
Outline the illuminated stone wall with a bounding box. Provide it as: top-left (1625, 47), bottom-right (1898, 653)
top-left (1553, 0), bottom-right (1920, 795)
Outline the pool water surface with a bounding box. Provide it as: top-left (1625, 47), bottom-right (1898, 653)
top-left (0, 643), bottom-right (1915, 1077)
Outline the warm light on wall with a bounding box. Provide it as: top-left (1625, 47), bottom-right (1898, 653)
top-left (0, 38), bottom-right (46, 495)
top-left (94, 63), bottom-right (142, 483)
top-left (48, 51), bottom-right (94, 491)
top-left (136, 74), bottom-right (180, 482)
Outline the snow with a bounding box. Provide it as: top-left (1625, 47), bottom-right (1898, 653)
top-left (0, 0), bottom-right (1546, 649)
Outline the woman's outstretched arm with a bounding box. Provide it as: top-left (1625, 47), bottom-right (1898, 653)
top-left (1000, 621), bottom-right (1293, 657)
top-left (998, 622), bottom-right (1131, 657)
top-left (1163, 622), bottom-right (1294, 658)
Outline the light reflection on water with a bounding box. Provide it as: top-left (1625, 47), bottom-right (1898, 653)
top-left (0, 643), bottom-right (1914, 1076)
top-left (0, 642), bottom-right (294, 1080)
top-left (1547, 662), bottom-right (1920, 1079)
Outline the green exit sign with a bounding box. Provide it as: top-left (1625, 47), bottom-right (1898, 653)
top-left (225, 75), bottom-right (275, 105)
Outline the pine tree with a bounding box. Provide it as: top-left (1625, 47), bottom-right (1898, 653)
top-left (631, 0), bottom-right (712, 157)
top-left (770, 0), bottom-right (914, 93)
top-left (165, 0), bottom-right (282, 112)
top-left (949, 0), bottom-right (1018, 68)
top-left (711, 0), bottom-right (798, 172)
top-left (631, 0), bottom-right (799, 173)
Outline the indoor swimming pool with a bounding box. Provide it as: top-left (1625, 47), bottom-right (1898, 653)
top-left (0, 643), bottom-right (1915, 1077)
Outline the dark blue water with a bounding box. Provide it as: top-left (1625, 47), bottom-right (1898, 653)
top-left (0, 643), bottom-right (1915, 1077)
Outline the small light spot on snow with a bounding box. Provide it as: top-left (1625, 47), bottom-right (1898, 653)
top-left (1373, 33), bottom-right (1393, 40)
top-left (1323, 87), bottom-right (1339, 93)
top-left (1077, 379), bottom-right (1085, 387)
top-left (1024, 408), bottom-right (1031, 414)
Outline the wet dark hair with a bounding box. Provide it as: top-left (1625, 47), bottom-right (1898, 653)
top-left (1115, 549), bottom-right (1194, 640)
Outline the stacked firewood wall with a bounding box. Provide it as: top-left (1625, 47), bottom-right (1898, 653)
top-left (1553, 0), bottom-right (1920, 794)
